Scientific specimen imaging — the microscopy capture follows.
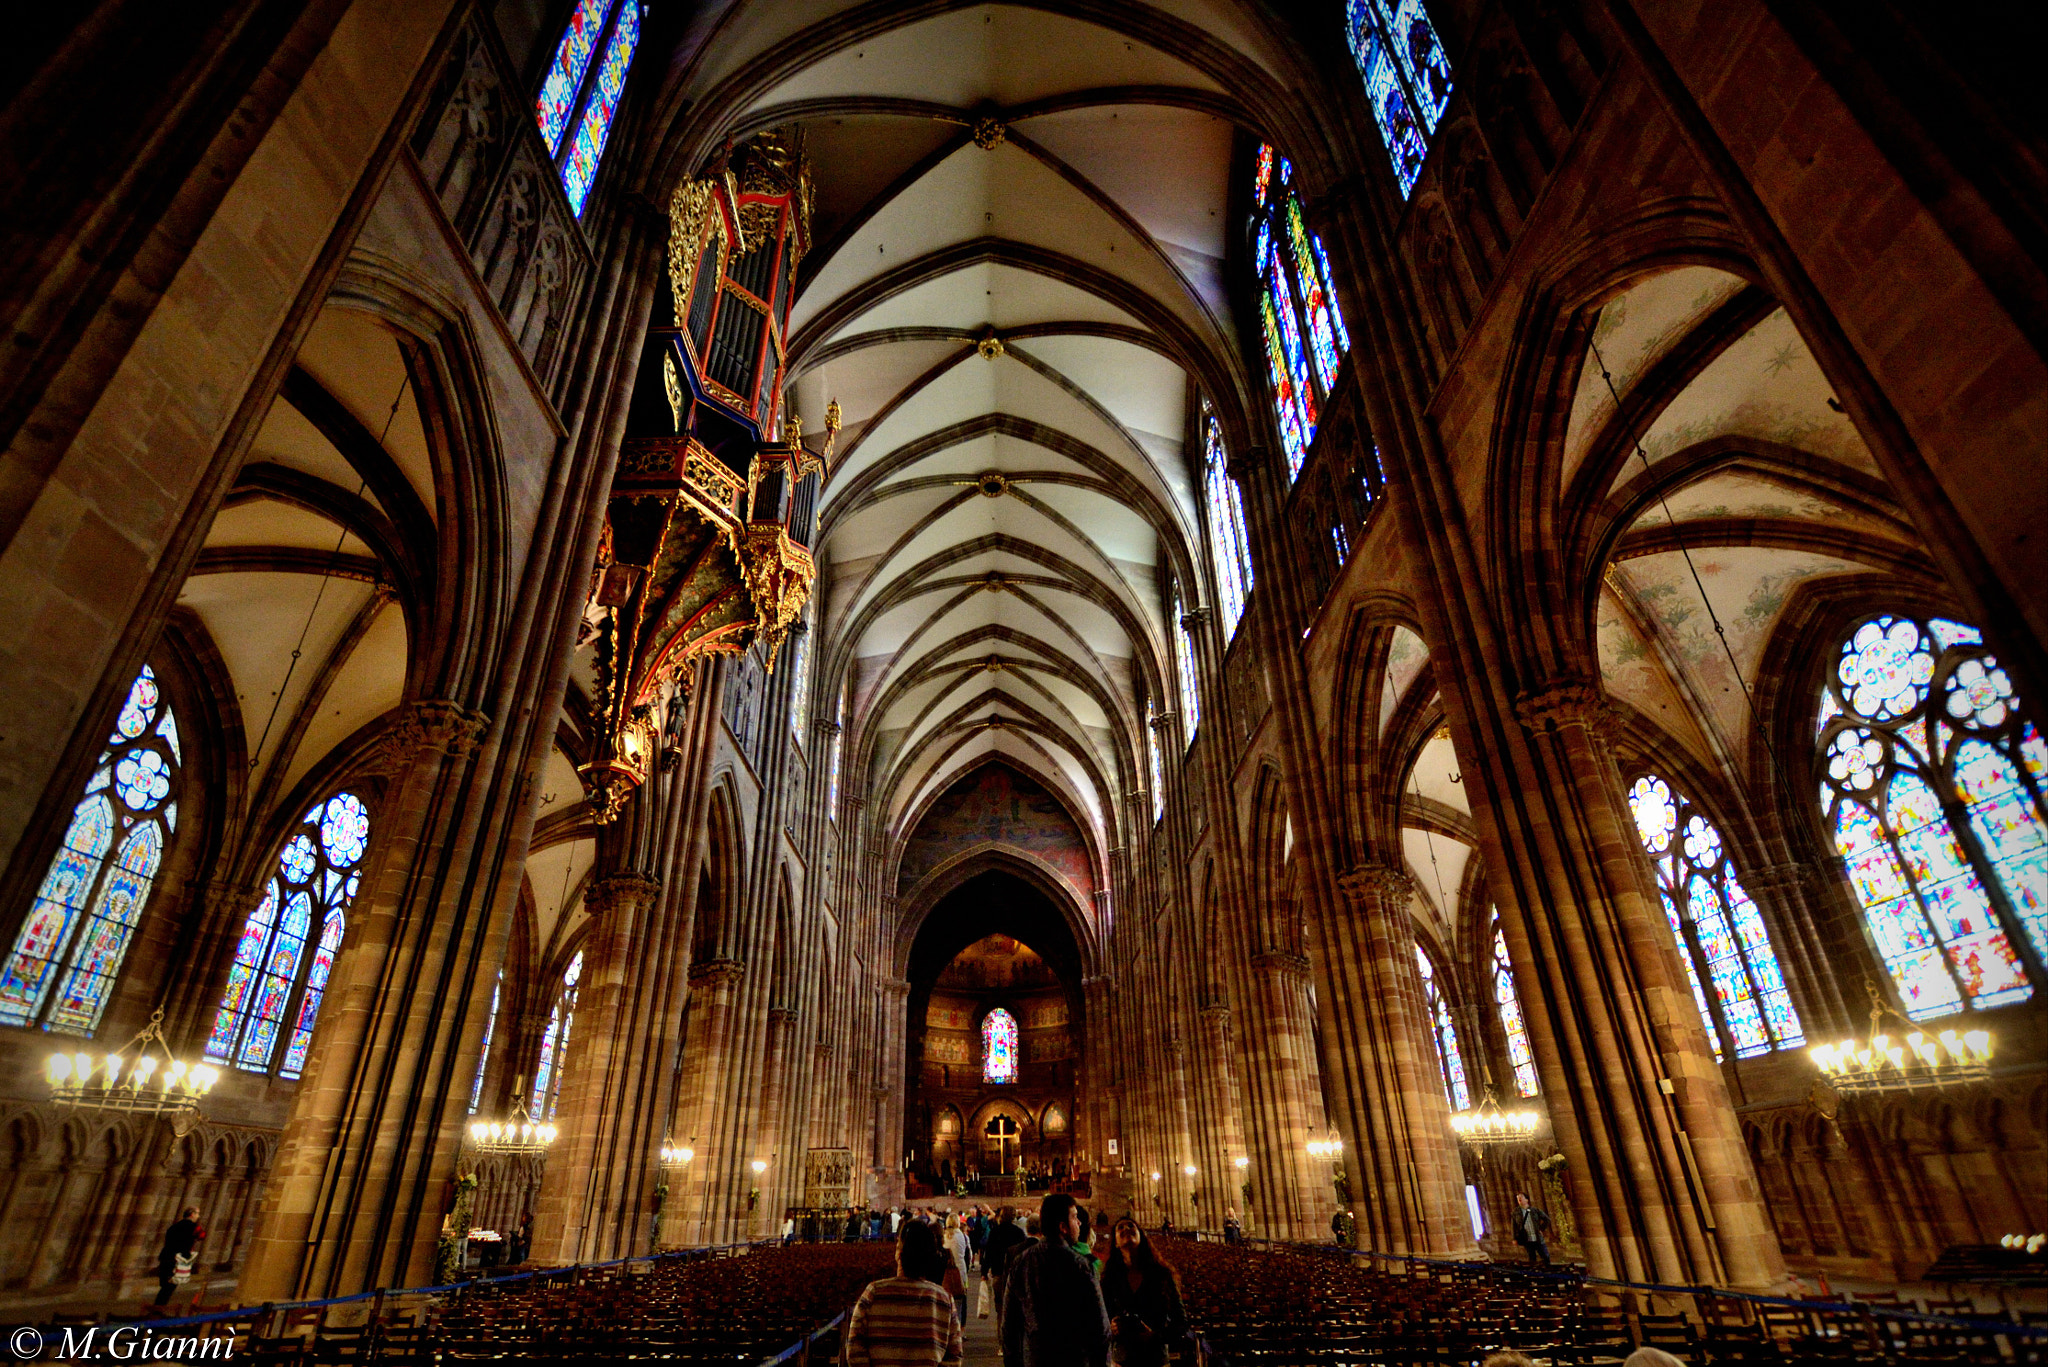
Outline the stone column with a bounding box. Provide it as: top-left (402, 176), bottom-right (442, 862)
top-left (1196, 1001), bottom-right (1247, 1225)
top-left (667, 957), bottom-right (745, 1245)
top-left (529, 867), bottom-right (662, 1265)
top-left (1244, 951), bottom-right (1332, 1241)
top-left (754, 1006), bottom-right (799, 1237)
top-left (240, 700), bottom-right (502, 1300)
top-left (1317, 862), bottom-right (1475, 1259)
top-left (1493, 680), bottom-right (1785, 1287)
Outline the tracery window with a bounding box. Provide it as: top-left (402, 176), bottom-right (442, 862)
top-left (826, 689), bottom-right (845, 817)
top-left (531, 950), bottom-right (584, 1119)
top-left (1345, 0), bottom-right (1455, 198)
top-left (469, 969), bottom-right (502, 1115)
top-left (1250, 146), bottom-right (1351, 480)
top-left (787, 619), bottom-right (811, 742)
top-left (1817, 614), bottom-right (2047, 1019)
top-left (1148, 724), bottom-right (1166, 823)
top-left (1, 667), bottom-right (182, 1035)
top-left (1490, 916), bottom-right (1538, 1097)
top-left (1201, 404), bottom-right (1254, 640)
top-left (982, 1007), bottom-right (1019, 1084)
top-left (534, 0), bottom-right (641, 216)
top-left (206, 793), bottom-right (370, 1079)
top-left (1626, 776), bottom-right (1804, 1062)
top-left (1174, 585), bottom-right (1202, 748)
top-left (1415, 945), bottom-right (1471, 1110)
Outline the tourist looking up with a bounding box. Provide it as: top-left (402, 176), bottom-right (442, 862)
top-left (1101, 1217), bottom-right (1187, 1367)
top-left (1000, 1193), bottom-right (1111, 1367)
top-left (1512, 1192), bottom-right (1552, 1266)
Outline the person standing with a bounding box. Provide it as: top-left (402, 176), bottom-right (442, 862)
top-left (1000, 1193), bottom-right (1110, 1367)
top-left (783, 1212), bottom-right (796, 1246)
top-left (1330, 1208), bottom-right (1356, 1248)
top-left (983, 1206), bottom-right (1027, 1333)
top-left (943, 1213), bottom-right (973, 1323)
top-left (1223, 1208), bottom-right (1242, 1245)
top-left (154, 1206), bottom-right (204, 1307)
top-left (1101, 1217), bottom-right (1187, 1367)
top-left (1511, 1192), bottom-right (1552, 1265)
top-left (845, 1221), bottom-right (964, 1367)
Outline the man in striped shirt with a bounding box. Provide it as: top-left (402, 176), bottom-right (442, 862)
top-left (846, 1220), bottom-right (964, 1367)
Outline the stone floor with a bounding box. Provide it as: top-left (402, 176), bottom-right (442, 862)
top-left (960, 1290), bottom-right (1001, 1367)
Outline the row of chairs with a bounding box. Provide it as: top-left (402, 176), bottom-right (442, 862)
top-left (1169, 1242), bottom-right (2048, 1366)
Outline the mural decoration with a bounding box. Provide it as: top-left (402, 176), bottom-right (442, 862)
top-left (898, 765), bottom-right (1094, 900)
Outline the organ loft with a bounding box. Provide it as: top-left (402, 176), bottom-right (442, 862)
top-left (0, 0), bottom-right (2043, 1358)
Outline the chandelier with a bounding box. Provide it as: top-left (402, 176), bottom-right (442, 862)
top-left (45, 1008), bottom-right (220, 1121)
top-left (660, 1140), bottom-right (695, 1167)
top-left (468, 1114), bottom-right (559, 1153)
top-left (1306, 1134), bottom-right (1344, 1159)
top-left (1810, 984), bottom-right (1994, 1094)
top-left (1451, 1090), bottom-right (1542, 1144)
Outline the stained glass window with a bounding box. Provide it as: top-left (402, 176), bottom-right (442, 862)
top-left (1174, 585), bottom-right (1202, 749)
top-left (1415, 946), bottom-right (1471, 1110)
top-left (1, 667), bottom-right (181, 1035)
top-left (1346, 0), bottom-right (1455, 198)
top-left (470, 970), bottom-right (502, 1115)
top-left (206, 792), bottom-right (369, 1078)
top-left (1148, 724), bottom-right (1166, 823)
top-left (533, 0), bottom-right (640, 217)
top-left (982, 1007), bottom-right (1019, 1084)
top-left (1248, 150), bottom-right (1352, 481)
top-left (1626, 776), bottom-right (1804, 1061)
top-left (532, 950), bottom-right (583, 1119)
top-left (1491, 916), bottom-right (1538, 1097)
top-left (827, 689), bottom-right (845, 817)
top-left (1201, 405), bottom-right (1254, 640)
top-left (788, 619), bottom-right (811, 742)
top-left (1817, 614), bottom-right (2046, 1019)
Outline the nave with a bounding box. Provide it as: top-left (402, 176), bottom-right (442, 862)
top-left (0, 0), bottom-right (2045, 1351)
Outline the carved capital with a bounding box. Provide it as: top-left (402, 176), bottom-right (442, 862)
top-left (768, 1006), bottom-right (800, 1027)
top-left (1336, 862), bottom-right (1413, 906)
top-left (1225, 445), bottom-right (1269, 485)
top-left (882, 978), bottom-right (912, 999)
top-left (1250, 950), bottom-right (1312, 980)
top-left (371, 701), bottom-right (491, 776)
top-left (1199, 1001), bottom-right (1231, 1026)
top-left (1512, 678), bottom-right (1613, 737)
top-left (1180, 607), bottom-right (1212, 633)
top-left (583, 870), bottom-right (661, 917)
top-left (1148, 712), bottom-right (1175, 733)
top-left (688, 956), bottom-right (746, 988)
top-left (1741, 861), bottom-right (1817, 899)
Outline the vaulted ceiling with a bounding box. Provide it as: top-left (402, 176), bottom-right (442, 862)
top-left (678, 2), bottom-right (1298, 869)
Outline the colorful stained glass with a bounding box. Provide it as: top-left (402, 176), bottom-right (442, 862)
top-left (1267, 258), bottom-right (1319, 445)
top-left (210, 793), bottom-right (369, 1073)
top-left (982, 1007), bottom-right (1019, 1084)
top-left (1259, 300), bottom-right (1308, 476)
top-left (280, 907), bottom-right (345, 1079)
top-left (788, 618), bottom-right (812, 740)
top-left (1202, 407), bottom-right (1253, 640)
top-left (535, 951), bottom-right (583, 1118)
top-left (1415, 947), bottom-right (1470, 1110)
top-left (1491, 919), bottom-right (1538, 1097)
top-left (1253, 144), bottom-right (1275, 207)
top-left (1175, 587), bottom-right (1202, 747)
top-left (1312, 238), bottom-right (1352, 354)
top-left (1, 666), bottom-right (179, 1034)
top-left (1286, 198), bottom-right (1343, 390)
top-left (1148, 727), bottom-right (1165, 823)
top-left (1346, 0), bottom-right (1451, 197)
top-left (535, 0), bottom-right (611, 154)
top-left (1627, 775), bottom-right (1803, 1059)
top-left (471, 971), bottom-right (502, 1114)
top-left (561, 0), bottom-right (639, 216)
top-left (1819, 613), bottom-right (2045, 1018)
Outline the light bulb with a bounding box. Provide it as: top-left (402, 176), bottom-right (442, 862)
top-left (681, 1147), bottom-right (694, 1164)
top-left (46, 1055), bottom-right (71, 1086)
top-left (74, 1053), bottom-right (94, 1083)
top-left (1150, 1171), bottom-right (1161, 1182)
top-left (751, 1159), bottom-right (767, 1174)
top-left (1183, 1164), bottom-right (1197, 1177)
top-left (1963, 1029), bottom-right (1991, 1062)
top-left (104, 1055), bottom-right (125, 1086)
top-left (1234, 1156), bottom-right (1249, 1169)
top-left (193, 1064), bottom-right (219, 1093)
top-left (132, 1056), bottom-right (157, 1085)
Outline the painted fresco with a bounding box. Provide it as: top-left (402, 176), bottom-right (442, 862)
top-left (898, 764), bottom-right (1095, 899)
top-left (1379, 626), bottom-right (1429, 738)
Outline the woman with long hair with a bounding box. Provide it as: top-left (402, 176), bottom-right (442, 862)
top-left (845, 1220), bottom-right (964, 1367)
top-left (1100, 1216), bottom-right (1186, 1367)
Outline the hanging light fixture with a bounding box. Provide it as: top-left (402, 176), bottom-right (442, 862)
top-left (1306, 1133), bottom-right (1344, 1159)
top-left (45, 1008), bottom-right (219, 1122)
top-left (1450, 1089), bottom-right (1542, 1144)
top-left (1810, 983), bottom-right (1994, 1095)
top-left (467, 1074), bottom-right (559, 1154)
top-left (660, 1140), bottom-right (695, 1167)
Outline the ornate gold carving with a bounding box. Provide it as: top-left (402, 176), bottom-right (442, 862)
top-left (976, 327), bottom-right (1006, 360)
top-left (666, 179), bottom-right (724, 324)
top-left (975, 470), bottom-right (1009, 498)
top-left (663, 351), bottom-right (685, 433)
top-left (972, 117), bottom-right (1007, 150)
top-left (736, 524), bottom-right (816, 671)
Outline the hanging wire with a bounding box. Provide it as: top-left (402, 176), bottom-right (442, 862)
top-left (1586, 334), bottom-right (1786, 787)
top-left (246, 374), bottom-right (409, 772)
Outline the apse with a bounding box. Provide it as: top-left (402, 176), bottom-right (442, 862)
top-left (903, 871), bottom-right (1085, 1194)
